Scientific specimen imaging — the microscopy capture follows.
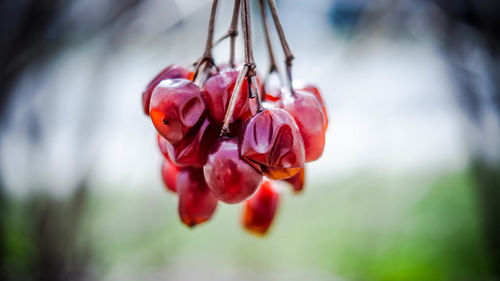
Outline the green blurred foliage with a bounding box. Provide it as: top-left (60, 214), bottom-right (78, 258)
top-left (75, 170), bottom-right (492, 280)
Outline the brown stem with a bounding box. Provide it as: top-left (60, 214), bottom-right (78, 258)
top-left (212, 0), bottom-right (240, 67)
top-left (241, 0), bottom-right (262, 112)
top-left (241, 0), bottom-right (253, 66)
top-left (251, 76), bottom-right (263, 112)
top-left (193, 0), bottom-right (219, 82)
top-left (258, 0), bottom-right (278, 74)
top-left (221, 65), bottom-right (249, 136)
top-left (220, 0), bottom-right (262, 136)
top-left (267, 0), bottom-right (295, 96)
top-left (229, 0), bottom-right (241, 67)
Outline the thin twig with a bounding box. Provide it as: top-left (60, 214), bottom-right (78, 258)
top-left (220, 0), bottom-right (262, 136)
top-left (258, 0), bottom-right (278, 74)
top-left (193, 0), bottom-right (219, 82)
top-left (241, 0), bottom-right (262, 111)
top-left (221, 65), bottom-right (249, 136)
top-left (267, 0), bottom-right (295, 96)
top-left (229, 0), bottom-right (241, 67)
top-left (250, 76), bottom-right (263, 112)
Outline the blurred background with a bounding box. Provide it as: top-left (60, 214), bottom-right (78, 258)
top-left (1, 0), bottom-right (499, 280)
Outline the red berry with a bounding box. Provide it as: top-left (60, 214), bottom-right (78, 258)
top-left (242, 180), bottom-right (280, 235)
top-left (203, 69), bottom-right (251, 123)
top-left (282, 90), bottom-right (326, 162)
top-left (283, 167), bottom-right (305, 194)
top-left (150, 79), bottom-right (206, 144)
top-left (177, 168), bottom-right (218, 227)
top-left (161, 159), bottom-right (179, 193)
top-left (142, 65), bottom-right (193, 115)
top-left (293, 81), bottom-right (328, 130)
top-left (165, 118), bottom-right (218, 167)
top-left (204, 138), bottom-right (262, 204)
top-left (240, 108), bottom-right (305, 180)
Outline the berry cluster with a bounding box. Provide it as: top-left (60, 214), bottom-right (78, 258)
top-left (142, 0), bottom-right (328, 235)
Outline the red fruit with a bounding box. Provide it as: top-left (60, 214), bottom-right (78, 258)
top-left (293, 81), bottom-right (328, 130)
top-left (150, 79), bottom-right (206, 144)
top-left (240, 108), bottom-right (305, 180)
top-left (177, 168), bottom-right (218, 227)
top-left (204, 138), bottom-right (262, 204)
top-left (161, 159), bottom-right (179, 193)
top-left (203, 69), bottom-right (251, 123)
top-left (282, 90), bottom-right (326, 162)
top-left (283, 167), bottom-right (305, 194)
top-left (165, 118), bottom-right (218, 167)
top-left (142, 65), bottom-right (193, 115)
top-left (242, 180), bottom-right (280, 235)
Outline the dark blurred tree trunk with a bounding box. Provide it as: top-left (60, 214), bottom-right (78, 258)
top-left (0, 0), bottom-right (142, 280)
top-left (435, 0), bottom-right (500, 277)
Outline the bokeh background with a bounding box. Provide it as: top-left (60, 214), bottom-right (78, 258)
top-left (1, 0), bottom-right (500, 280)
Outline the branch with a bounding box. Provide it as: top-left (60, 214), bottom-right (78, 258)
top-left (267, 0), bottom-right (295, 96)
top-left (193, 0), bottom-right (219, 83)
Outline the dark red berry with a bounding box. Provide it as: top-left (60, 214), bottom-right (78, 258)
top-left (281, 90), bottom-right (326, 162)
top-left (177, 168), bottom-right (218, 227)
top-left (143, 65), bottom-right (193, 115)
top-left (204, 138), bottom-right (262, 204)
top-left (240, 108), bottom-right (305, 180)
top-left (165, 118), bottom-right (218, 167)
top-left (150, 79), bottom-right (206, 144)
top-left (294, 81), bottom-right (328, 130)
top-left (242, 180), bottom-right (280, 235)
top-left (203, 69), bottom-right (251, 123)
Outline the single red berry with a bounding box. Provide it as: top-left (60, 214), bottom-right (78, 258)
top-left (283, 167), bottom-right (305, 194)
top-left (142, 65), bottom-right (193, 115)
top-left (240, 108), bottom-right (305, 180)
top-left (161, 159), bottom-right (179, 193)
top-left (242, 180), bottom-right (280, 235)
top-left (293, 81), bottom-right (328, 130)
top-left (177, 168), bottom-right (218, 227)
top-left (203, 69), bottom-right (251, 124)
top-left (281, 90), bottom-right (326, 162)
top-left (150, 79), bottom-right (206, 144)
top-left (204, 138), bottom-right (262, 204)
top-left (165, 118), bottom-right (218, 167)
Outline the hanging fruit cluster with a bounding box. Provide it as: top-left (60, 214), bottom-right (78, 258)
top-left (142, 0), bottom-right (328, 235)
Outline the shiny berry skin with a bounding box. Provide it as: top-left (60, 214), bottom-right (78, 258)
top-left (177, 168), bottom-right (218, 227)
top-left (242, 180), bottom-right (280, 235)
top-left (281, 90), bottom-right (326, 162)
top-left (161, 159), bottom-right (179, 193)
top-left (203, 69), bottom-right (251, 123)
top-left (165, 118), bottom-right (218, 167)
top-left (283, 167), bottom-right (305, 194)
top-left (293, 81), bottom-right (328, 130)
top-left (150, 79), bottom-right (206, 144)
top-left (204, 138), bottom-right (262, 204)
top-left (240, 108), bottom-right (305, 180)
top-left (142, 65), bottom-right (193, 115)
